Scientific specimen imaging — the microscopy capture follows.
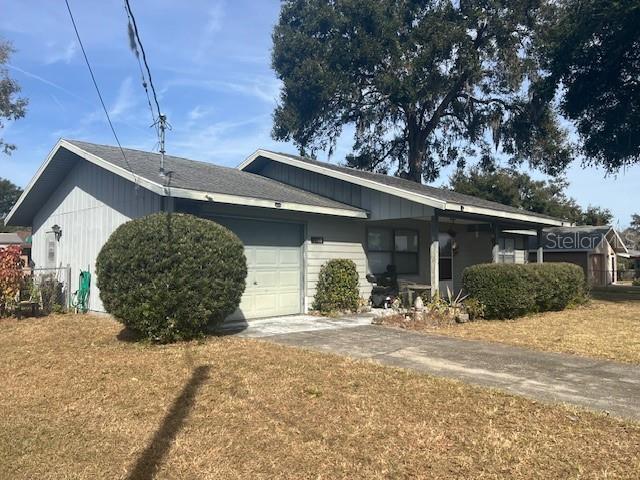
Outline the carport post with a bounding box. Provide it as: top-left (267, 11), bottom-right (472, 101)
top-left (430, 214), bottom-right (439, 297)
top-left (536, 229), bottom-right (544, 264)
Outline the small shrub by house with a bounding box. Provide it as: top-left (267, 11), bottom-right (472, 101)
top-left (96, 213), bottom-right (247, 342)
top-left (463, 263), bottom-right (587, 319)
top-left (0, 245), bottom-right (23, 316)
top-left (312, 259), bottom-right (359, 314)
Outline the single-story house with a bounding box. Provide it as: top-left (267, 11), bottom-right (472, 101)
top-left (0, 231), bottom-right (32, 273)
top-left (527, 226), bottom-right (628, 286)
top-left (5, 139), bottom-right (572, 318)
top-left (619, 249), bottom-right (640, 278)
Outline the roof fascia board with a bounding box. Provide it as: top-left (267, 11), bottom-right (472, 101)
top-left (166, 186), bottom-right (368, 218)
top-left (605, 228), bottom-right (629, 254)
top-left (240, 150), bottom-right (447, 210)
top-left (241, 150), bottom-right (566, 227)
top-left (444, 202), bottom-right (567, 227)
top-left (61, 140), bottom-right (167, 196)
top-left (7, 141), bottom-right (366, 225)
top-left (5, 138), bottom-right (67, 224)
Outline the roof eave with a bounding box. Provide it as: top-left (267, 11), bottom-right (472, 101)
top-left (8, 142), bottom-right (367, 224)
top-left (242, 150), bottom-right (567, 227)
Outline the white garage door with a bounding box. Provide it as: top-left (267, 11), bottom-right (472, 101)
top-left (214, 217), bottom-right (303, 320)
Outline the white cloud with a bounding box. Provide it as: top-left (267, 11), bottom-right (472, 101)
top-left (164, 75), bottom-right (282, 105)
top-left (44, 41), bottom-right (77, 65)
top-left (109, 77), bottom-right (136, 120)
top-left (194, 1), bottom-right (225, 62)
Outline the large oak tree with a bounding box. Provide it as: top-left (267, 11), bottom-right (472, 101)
top-left (534, 0), bottom-right (640, 172)
top-left (272, 0), bottom-right (571, 183)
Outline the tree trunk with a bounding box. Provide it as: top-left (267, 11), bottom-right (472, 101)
top-left (407, 114), bottom-right (425, 183)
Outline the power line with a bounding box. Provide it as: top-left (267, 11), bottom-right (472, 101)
top-left (123, 0), bottom-right (161, 118)
top-left (124, 4), bottom-right (158, 134)
top-left (123, 0), bottom-right (169, 176)
top-left (63, 0), bottom-right (136, 178)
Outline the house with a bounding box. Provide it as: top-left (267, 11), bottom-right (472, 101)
top-left (0, 231), bottom-right (32, 273)
top-left (5, 139), bottom-right (570, 318)
top-left (527, 226), bottom-right (628, 286)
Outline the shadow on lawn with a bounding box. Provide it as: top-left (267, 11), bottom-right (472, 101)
top-left (125, 365), bottom-right (211, 480)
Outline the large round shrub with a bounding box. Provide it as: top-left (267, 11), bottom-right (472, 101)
top-left (463, 263), bottom-right (587, 319)
top-left (312, 259), bottom-right (359, 314)
top-left (96, 213), bottom-right (247, 342)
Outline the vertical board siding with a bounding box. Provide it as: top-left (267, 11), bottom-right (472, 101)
top-left (260, 161), bottom-right (434, 221)
top-left (305, 217), bottom-right (371, 310)
top-left (31, 161), bottom-right (161, 312)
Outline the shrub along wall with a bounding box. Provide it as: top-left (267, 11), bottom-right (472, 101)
top-left (312, 259), bottom-right (360, 314)
top-left (463, 263), bottom-right (588, 319)
top-left (96, 213), bottom-right (247, 342)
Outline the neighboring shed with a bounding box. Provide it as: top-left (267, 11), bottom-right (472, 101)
top-left (528, 226), bottom-right (628, 286)
top-left (0, 231), bottom-right (32, 272)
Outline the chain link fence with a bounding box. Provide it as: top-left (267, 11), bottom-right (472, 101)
top-left (23, 266), bottom-right (72, 313)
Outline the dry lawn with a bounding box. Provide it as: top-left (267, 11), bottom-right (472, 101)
top-left (1, 314), bottom-right (639, 479)
top-left (417, 300), bottom-right (640, 364)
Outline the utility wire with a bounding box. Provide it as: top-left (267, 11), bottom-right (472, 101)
top-left (124, 4), bottom-right (158, 136)
top-left (63, 0), bottom-right (136, 179)
top-left (123, 0), bottom-right (170, 177)
top-left (123, 0), bottom-right (162, 118)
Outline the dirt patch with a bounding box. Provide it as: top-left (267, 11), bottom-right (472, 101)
top-left (1, 314), bottom-right (639, 479)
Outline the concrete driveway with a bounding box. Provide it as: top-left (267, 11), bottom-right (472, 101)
top-left (234, 315), bottom-right (640, 421)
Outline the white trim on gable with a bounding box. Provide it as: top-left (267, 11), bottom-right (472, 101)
top-left (5, 141), bottom-right (368, 225)
top-left (239, 149), bottom-right (568, 227)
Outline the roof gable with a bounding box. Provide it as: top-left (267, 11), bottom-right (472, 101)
top-left (240, 150), bottom-right (569, 227)
top-left (5, 140), bottom-right (367, 225)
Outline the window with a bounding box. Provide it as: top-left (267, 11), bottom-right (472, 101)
top-left (498, 236), bottom-right (524, 264)
top-left (439, 232), bottom-right (453, 280)
top-left (367, 228), bottom-right (419, 274)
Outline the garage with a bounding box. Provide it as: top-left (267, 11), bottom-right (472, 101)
top-left (212, 217), bottom-right (304, 319)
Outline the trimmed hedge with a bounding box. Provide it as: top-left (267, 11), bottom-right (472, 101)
top-left (96, 213), bottom-right (247, 342)
top-left (463, 263), bottom-right (588, 319)
top-left (312, 259), bottom-right (359, 314)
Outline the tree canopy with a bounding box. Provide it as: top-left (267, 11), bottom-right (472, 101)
top-left (0, 177), bottom-right (23, 232)
top-left (0, 39), bottom-right (27, 155)
top-left (623, 214), bottom-right (640, 250)
top-left (449, 166), bottom-right (613, 225)
top-left (272, 0), bottom-right (571, 183)
top-left (534, 0), bottom-right (640, 172)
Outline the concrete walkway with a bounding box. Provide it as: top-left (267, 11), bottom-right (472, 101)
top-left (239, 319), bottom-right (640, 421)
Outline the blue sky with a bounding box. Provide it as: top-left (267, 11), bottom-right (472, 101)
top-left (1, 0), bottom-right (638, 227)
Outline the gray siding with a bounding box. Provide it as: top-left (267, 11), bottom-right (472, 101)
top-left (305, 217), bottom-right (370, 310)
top-left (31, 161), bottom-right (161, 312)
top-left (260, 162), bottom-right (434, 220)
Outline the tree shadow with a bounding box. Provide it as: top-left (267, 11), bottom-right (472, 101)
top-left (125, 365), bottom-right (211, 480)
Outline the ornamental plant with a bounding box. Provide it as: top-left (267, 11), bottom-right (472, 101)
top-left (312, 259), bottom-right (359, 314)
top-left (96, 213), bottom-right (247, 342)
top-left (0, 245), bottom-right (23, 316)
top-left (463, 263), bottom-right (587, 319)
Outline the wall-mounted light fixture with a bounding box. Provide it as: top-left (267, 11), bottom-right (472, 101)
top-left (51, 224), bottom-right (62, 241)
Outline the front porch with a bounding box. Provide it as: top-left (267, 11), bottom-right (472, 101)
top-left (365, 211), bottom-right (546, 297)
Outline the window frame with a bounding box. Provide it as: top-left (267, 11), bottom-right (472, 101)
top-left (366, 227), bottom-right (420, 275)
top-left (498, 235), bottom-right (524, 264)
top-left (438, 232), bottom-right (453, 281)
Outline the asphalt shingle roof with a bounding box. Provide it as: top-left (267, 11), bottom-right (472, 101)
top-left (261, 150), bottom-right (565, 222)
top-left (65, 140), bottom-right (364, 213)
